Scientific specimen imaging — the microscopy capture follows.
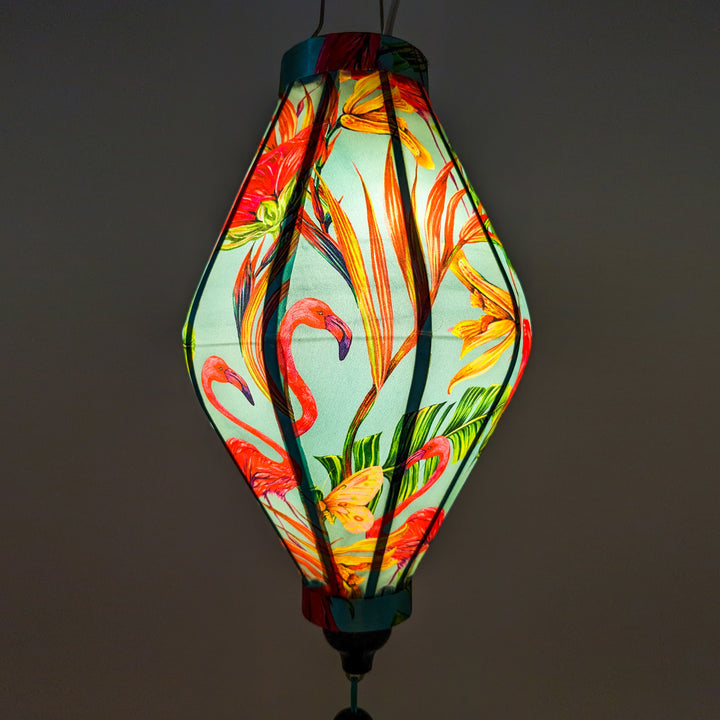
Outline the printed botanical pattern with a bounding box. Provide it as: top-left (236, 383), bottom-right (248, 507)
top-left (184, 33), bottom-right (531, 630)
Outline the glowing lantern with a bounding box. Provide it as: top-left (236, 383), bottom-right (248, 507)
top-left (183, 30), bottom-right (531, 718)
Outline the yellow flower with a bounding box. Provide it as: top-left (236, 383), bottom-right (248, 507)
top-left (447, 252), bottom-right (517, 392)
top-left (339, 72), bottom-right (434, 169)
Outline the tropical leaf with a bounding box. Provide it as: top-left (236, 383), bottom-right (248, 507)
top-left (231, 245), bottom-right (293, 416)
top-left (232, 251), bottom-right (254, 336)
top-left (384, 142), bottom-right (415, 312)
top-left (376, 384), bottom-right (502, 507)
top-left (277, 99), bottom-right (297, 146)
top-left (352, 433), bottom-right (382, 474)
top-left (315, 454), bottom-right (344, 489)
top-left (442, 385), bottom-right (503, 462)
top-left (443, 386), bottom-right (490, 432)
top-left (298, 207), bottom-right (353, 291)
top-left (315, 172), bottom-right (385, 388)
top-left (424, 161), bottom-right (454, 288)
top-left (439, 189), bottom-right (466, 280)
top-left (379, 401), bottom-right (449, 506)
top-left (382, 401), bottom-right (448, 499)
top-left (397, 461), bottom-right (419, 506)
top-left (382, 142), bottom-right (432, 376)
top-left (423, 454), bottom-right (440, 486)
top-left (358, 169), bottom-right (394, 378)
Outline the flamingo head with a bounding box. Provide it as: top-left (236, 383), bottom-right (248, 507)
top-left (201, 355), bottom-right (254, 405)
top-left (325, 313), bottom-right (352, 361)
top-left (405, 436), bottom-right (451, 469)
top-left (288, 298), bottom-right (352, 361)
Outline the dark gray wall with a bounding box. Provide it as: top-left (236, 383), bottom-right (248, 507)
top-left (3, 1), bottom-right (719, 718)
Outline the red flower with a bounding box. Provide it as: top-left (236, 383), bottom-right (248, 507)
top-left (223, 85), bottom-right (338, 250)
top-left (233, 131), bottom-right (310, 225)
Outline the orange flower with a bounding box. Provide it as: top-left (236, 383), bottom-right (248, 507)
top-left (339, 72), bottom-right (433, 169)
top-left (447, 252), bottom-right (517, 392)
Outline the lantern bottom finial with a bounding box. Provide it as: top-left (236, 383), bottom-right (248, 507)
top-left (323, 627), bottom-right (391, 677)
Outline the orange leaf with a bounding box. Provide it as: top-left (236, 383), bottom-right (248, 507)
top-left (277, 99), bottom-right (296, 145)
top-left (357, 169), bottom-right (394, 380)
top-left (424, 160), bottom-right (454, 288)
top-left (384, 142), bottom-right (416, 313)
top-left (316, 174), bottom-right (383, 387)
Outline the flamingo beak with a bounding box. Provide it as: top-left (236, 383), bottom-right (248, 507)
top-left (405, 447), bottom-right (427, 468)
top-left (325, 315), bottom-right (352, 361)
top-left (224, 368), bottom-right (255, 405)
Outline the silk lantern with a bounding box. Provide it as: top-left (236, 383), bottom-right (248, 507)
top-left (183, 31), bottom-right (531, 717)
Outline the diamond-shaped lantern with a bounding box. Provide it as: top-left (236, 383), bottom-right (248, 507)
top-left (183, 31), bottom-right (531, 717)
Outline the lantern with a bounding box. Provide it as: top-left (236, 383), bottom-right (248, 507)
top-left (183, 30), bottom-right (531, 718)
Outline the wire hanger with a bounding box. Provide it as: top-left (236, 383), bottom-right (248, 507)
top-left (312, 0), bottom-right (400, 37)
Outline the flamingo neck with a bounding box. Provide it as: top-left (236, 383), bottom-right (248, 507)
top-left (393, 445), bottom-right (450, 519)
top-left (202, 375), bottom-right (288, 462)
top-left (278, 313), bottom-right (318, 437)
top-left (368, 440), bottom-right (451, 537)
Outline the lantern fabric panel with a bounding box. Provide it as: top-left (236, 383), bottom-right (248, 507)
top-left (183, 32), bottom-right (531, 634)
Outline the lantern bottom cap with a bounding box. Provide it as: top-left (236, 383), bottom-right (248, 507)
top-left (323, 627), bottom-right (392, 677)
top-left (302, 582), bottom-right (412, 633)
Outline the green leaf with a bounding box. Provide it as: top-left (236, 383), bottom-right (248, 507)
top-left (352, 433), bottom-right (382, 473)
top-left (314, 454), bottom-right (344, 489)
top-left (348, 433), bottom-right (383, 514)
top-left (443, 385), bottom-right (503, 462)
top-left (382, 401), bottom-right (448, 501)
top-left (423, 454), bottom-right (440, 485)
top-left (473, 392), bottom-right (509, 458)
top-left (397, 462), bottom-right (419, 505)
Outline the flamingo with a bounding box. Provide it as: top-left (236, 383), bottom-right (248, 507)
top-left (366, 435), bottom-right (451, 539)
top-left (277, 297), bottom-right (352, 436)
top-left (201, 356), bottom-right (298, 498)
top-left (200, 297), bottom-right (352, 499)
top-left (384, 506), bottom-right (446, 571)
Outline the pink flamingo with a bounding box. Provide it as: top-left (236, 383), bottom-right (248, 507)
top-left (201, 298), bottom-right (352, 499)
top-left (277, 298), bottom-right (351, 435)
top-left (385, 506), bottom-right (446, 570)
top-left (366, 435), bottom-right (451, 539)
top-left (201, 356), bottom-right (298, 498)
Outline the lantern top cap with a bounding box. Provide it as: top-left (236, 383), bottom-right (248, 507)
top-left (280, 32), bottom-right (428, 96)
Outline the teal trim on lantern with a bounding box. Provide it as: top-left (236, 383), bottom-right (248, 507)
top-left (302, 582), bottom-right (412, 633)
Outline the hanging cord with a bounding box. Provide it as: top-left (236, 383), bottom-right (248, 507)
top-left (383, 0), bottom-right (400, 35)
top-left (313, 0), bottom-right (398, 37)
top-left (350, 676), bottom-right (359, 713)
top-left (311, 0), bottom-right (325, 36)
